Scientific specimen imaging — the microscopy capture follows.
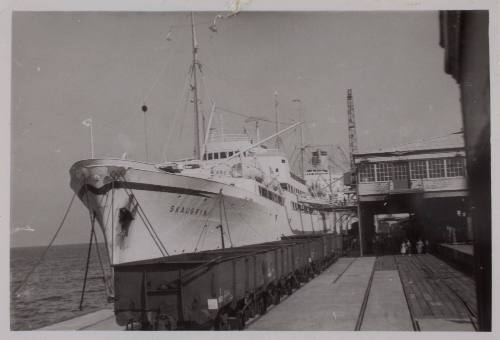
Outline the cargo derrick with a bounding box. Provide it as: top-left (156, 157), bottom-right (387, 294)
top-left (113, 233), bottom-right (344, 330)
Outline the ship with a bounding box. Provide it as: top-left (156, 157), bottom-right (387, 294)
top-left (69, 13), bottom-right (335, 266)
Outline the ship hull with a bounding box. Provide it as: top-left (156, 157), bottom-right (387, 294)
top-left (70, 159), bottom-right (326, 265)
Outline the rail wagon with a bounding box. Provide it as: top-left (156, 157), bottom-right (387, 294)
top-left (113, 233), bottom-right (344, 330)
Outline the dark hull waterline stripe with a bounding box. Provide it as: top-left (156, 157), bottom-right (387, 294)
top-left (78, 181), bottom-right (215, 198)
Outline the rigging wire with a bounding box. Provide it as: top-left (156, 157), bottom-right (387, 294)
top-left (233, 208), bottom-right (266, 239)
top-left (198, 62), bottom-right (215, 107)
top-left (202, 62), bottom-right (284, 98)
top-left (13, 192), bottom-right (77, 295)
top-left (161, 66), bottom-right (192, 161)
top-left (216, 106), bottom-right (295, 125)
top-left (198, 63), bottom-right (216, 141)
top-left (86, 29), bottom-right (178, 138)
top-left (177, 82), bottom-right (191, 147)
top-left (166, 19), bottom-right (214, 30)
top-left (140, 33), bottom-right (177, 105)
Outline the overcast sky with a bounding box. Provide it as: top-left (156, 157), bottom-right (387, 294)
top-left (11, 11), bottom-right (462, 247)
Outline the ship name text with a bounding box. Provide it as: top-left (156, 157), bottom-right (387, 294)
top-left (169, 205), bottom-right (208, 216)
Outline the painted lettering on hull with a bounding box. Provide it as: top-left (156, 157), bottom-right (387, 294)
top-left (169, 205), bottom-right (208, 216)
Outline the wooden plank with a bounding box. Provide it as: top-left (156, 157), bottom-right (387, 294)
top-left (395, 256), bottom-right (433, 318)
top-left (415, 255), bottom-right (475, 320)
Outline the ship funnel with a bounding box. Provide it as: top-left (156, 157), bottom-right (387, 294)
top-left (312, 149), bottom-right (328, 170)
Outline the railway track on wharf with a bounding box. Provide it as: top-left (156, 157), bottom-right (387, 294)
top-left (247, 257), bottom-right (376, 331)
top-left (354, 259), bottom-right (376, 331)
top-left (355, 255), bottom-right (416, 331)
top-left (394, 254), bottom-right (477, 331)
top-left (246, 257), bottom-right (360, 329)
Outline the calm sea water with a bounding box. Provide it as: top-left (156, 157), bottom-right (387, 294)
top-left (10, 243), bottom-right (113, 330)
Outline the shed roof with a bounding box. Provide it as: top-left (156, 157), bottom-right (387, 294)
top-left (355, 132), bottom-right (464, 157)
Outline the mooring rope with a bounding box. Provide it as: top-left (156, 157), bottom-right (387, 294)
top-left (193, 195), bottom-right (219, 252)
top-left (92, 227), bottom-right (113, 297)
top-left (79, 180), bottom-right (114, 305)
top-left (220, 193), bottom-right (233, 247)
top-left (193, 224), bottom-right (209, 252)
top-left (13, 192), bottom-right (77, 295)
top-left (118, 175), bottom-right (169, 256)
top-left (79, 213), bottom-right (96, 310)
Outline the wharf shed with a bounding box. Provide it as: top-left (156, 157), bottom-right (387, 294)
top-left (353, 134), bottom-right (468, 255)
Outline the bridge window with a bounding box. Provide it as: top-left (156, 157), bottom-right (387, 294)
top-left (258, 186), bottom-right (284, 205)
top-left (376, 162), bottom-right (392, 181)
top-left (220, 152), bottom-right (227, 159)
top-left (410, 160), bottom-right (427, 179)
top-left (428, 159), bottom-right (445, 178)
top-left (358, 163), bottom-right (375, 182)
top-left (214, 153), bottom-right (219, 160)
top-left (228, 151), bottom-right (234, 157)
top-left (446, 157), bottom-right (465, 177)
top-left (208, 153), bottom-right (213, 160)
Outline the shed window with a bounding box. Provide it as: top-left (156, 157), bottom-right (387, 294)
top-left (410, 160), bottom-right (427, 179)
top-left (446, 157), bottom-right (465, 177)
top-left (376, 162), bottom-right (392, 181)
top-left (358, 163), bottom-right (375, 183)
top-left (428, 159), bottom-right (445, 178)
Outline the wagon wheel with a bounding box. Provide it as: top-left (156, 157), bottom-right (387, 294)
top-left (246, 300), bottom-right (256, 319)
top-left (216, 312), bottom-right (231, 330)
top-left (155, 314), bottom-right (175, 330)
top-left (236, 312), bottom-right (246, 330)
top-left (140, 321), bottom-right (152, 330)
top-left (272, 289), bottom-right (281, 305)
top-left (309, 265), bottom-right (316, 278)
top-left (302, 270), bottom-right (310, 283)
top-left (259, 297), bottom-right (268, 315)
top-left (286, 281), bottom-right (293, 295)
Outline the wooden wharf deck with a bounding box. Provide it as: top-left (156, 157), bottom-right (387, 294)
top-left (249, 254), bottom-right (476, 331)
top-left (394, 254), bottom-right (477, 330)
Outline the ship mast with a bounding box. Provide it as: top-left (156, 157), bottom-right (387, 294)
top-left (274, 91), bottom-right (280, 149)
top-left (191, 12), bottom-right (201, 159)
